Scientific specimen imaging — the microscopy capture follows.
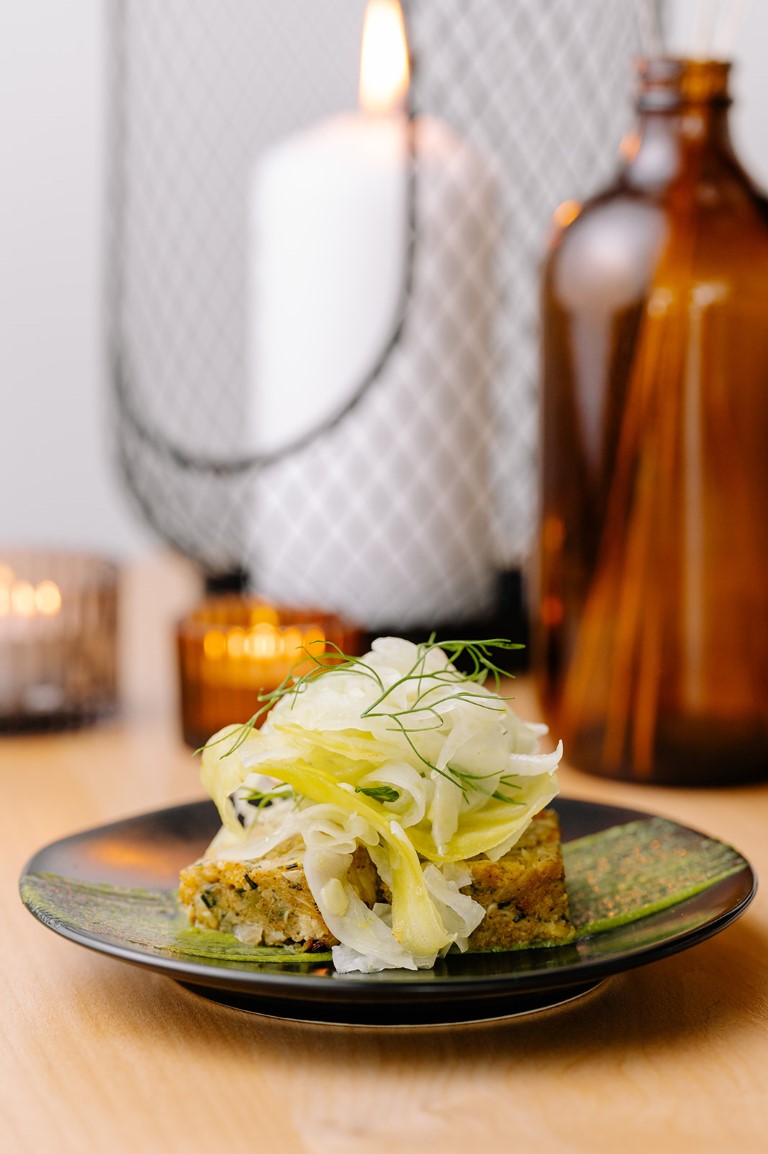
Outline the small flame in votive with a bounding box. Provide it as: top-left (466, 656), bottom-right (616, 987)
top-left (203, 629), bottom-right (227, 661)
top-left (0, 568), bottom-right (62, 618)
top-left (35, 580), bottom-right (62, 616)
top-left (359, 0), bottom-right (410, 115)
top-left (227, 627), bottom-right (247, 659)
top-left (246, 623), bottom-right (281, 660)
top-left (11, 580), bottom-right (36, 619)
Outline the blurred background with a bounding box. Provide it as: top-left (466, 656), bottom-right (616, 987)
top-left (2, 0), bottom-right (767, 567)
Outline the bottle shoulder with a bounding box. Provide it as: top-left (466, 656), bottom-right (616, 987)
top-left (554, 156), bottom-right (768, 230)
top-left (544, 192), bottom-right (667, 311)
top-left (545, 162), bottom-right (768, 309)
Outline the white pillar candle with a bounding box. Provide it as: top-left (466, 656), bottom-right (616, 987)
top-left (247, 1), bottom-right (497, 629)
top-left (250, 110), bottom-right (409, 456)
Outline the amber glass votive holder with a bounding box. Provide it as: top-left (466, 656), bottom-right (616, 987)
top-left (0, 550), bottom-right (119, 731)
top-left (176, 595), bottom-right (360, 749)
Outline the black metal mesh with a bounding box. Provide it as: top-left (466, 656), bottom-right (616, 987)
top-left (109, 0), bottom-right (656, 630)
top-left (406, 1), bottom-right (655, 573)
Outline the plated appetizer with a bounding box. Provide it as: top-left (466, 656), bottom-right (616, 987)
top-left (180, 637), bottom-right (574, 972)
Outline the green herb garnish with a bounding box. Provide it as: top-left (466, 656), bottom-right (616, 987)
top-left (210, 636), bottom-right (526, 803)
top-left (239, 785), bottom-right (295, 809)
top-left (355, 784), bottom-right (401, 804)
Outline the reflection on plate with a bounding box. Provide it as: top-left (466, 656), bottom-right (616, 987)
top-left (19, 798), bottom-right (756, 1026)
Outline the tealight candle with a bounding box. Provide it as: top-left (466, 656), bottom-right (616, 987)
top-left (0, 552), bottom-right (119, 729)
top-left (176, 595), bottom-right (359, 748)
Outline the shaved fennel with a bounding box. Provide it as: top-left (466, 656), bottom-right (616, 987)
top-left (197, 637), bottom-right (562, 972)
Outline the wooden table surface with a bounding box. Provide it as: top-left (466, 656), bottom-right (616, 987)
top-left (2, 552), bottom-right (766, 1153)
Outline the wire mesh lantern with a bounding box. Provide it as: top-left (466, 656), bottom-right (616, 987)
top-left (109, 0), bottom-right (658, 640)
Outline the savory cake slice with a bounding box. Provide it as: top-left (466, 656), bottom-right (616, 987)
top-left (465, 808), bottom-right (576, 949)
top-left (178, 809), bottom-right (576, 952)
top-left (179, 838), bottom-right (380, 949)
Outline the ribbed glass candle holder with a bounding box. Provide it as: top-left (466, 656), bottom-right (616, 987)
top-left (176, 595), bottom-right (360, 748)
top-left (0, 551), bottom-right (119, 730)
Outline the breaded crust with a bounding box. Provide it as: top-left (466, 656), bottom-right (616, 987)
top-left (178, 809), bottom-right (576, 952)
top-left (178, 844), bottom-right (379, 949)
top-left (465, 809), bottom-right (576, 949)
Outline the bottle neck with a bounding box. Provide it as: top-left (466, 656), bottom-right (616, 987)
top-left (620, 58), bottom-right (737, 190)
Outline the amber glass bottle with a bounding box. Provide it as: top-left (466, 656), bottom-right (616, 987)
top-left (535, 58), bottom-right (768, 785)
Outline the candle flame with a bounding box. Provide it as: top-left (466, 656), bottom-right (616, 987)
top-left (0, 567), bottom-right (62, 618)
top-left (11, 580), bottom-right (36, 619)
top-left (202, 622), bottom-right (326, 665)
top-left (359, 0), bottom-right (410, 115)
top-left (35, 580), bottom-right (62, 616)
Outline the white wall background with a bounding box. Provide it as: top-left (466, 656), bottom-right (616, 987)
top-left (0, 0), bottom-right (148, 560)
top-left (2, 1), bottom-right (767, 564)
